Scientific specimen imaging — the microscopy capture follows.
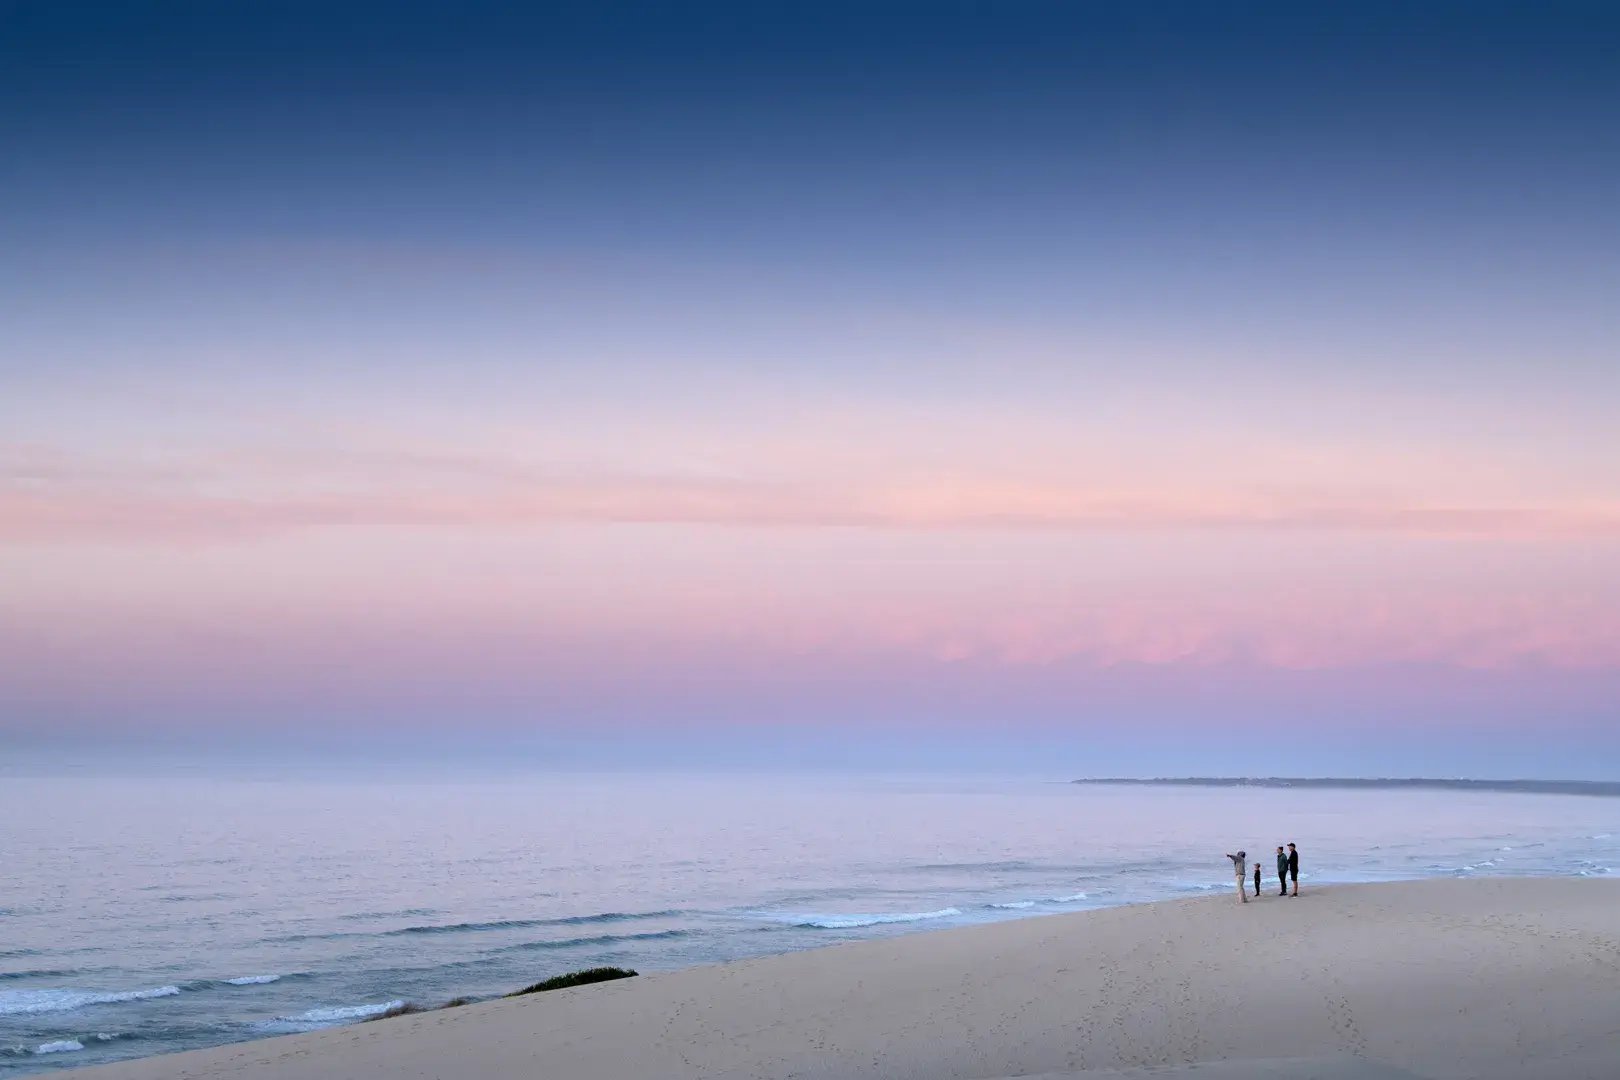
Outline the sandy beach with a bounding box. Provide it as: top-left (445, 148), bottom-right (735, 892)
top-left (58, 878), bottom-right (1620, 1080)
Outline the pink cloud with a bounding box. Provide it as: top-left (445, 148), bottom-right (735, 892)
top-left (6, 440), bottom-right (1619, 684)
top-left (4, 441), bottom-right (1619, 543)
top-left (678, 591), bottom-right (1620, 672)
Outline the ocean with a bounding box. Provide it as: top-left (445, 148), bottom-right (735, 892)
top-left (2, 772), bottom-right (1616, 1073)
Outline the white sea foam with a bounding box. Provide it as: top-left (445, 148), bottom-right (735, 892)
top-left (224, 975), bottom-right (282, 985)
top-left (286, 1000), bottom-right (405, 1023)
top-left (34, 1040), bottom-right (85, 1055)
top-left (988, 891), bottom-right (1086, 910)
top-left (795, 908), bottom-right (961, 929)
top-left (0, 985), bottom-right (180, 1016)
top-left (265, 999), bottom-right (404, 1032)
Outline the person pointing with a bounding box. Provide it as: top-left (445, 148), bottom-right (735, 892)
top-left (1226, 850), bottom-right (1249, 903)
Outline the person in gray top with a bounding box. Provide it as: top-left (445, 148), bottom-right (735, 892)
top-left (1225, 850), bottom-right (1248, 903)
top-left (1276, 846), bottom-right (1289, 896)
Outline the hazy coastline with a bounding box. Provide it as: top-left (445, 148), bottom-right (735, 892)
top-left (1072, 778), bottom-right (1620, 797)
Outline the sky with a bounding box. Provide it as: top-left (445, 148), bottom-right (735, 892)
top-left (3, 2), bottom-right (1618, 776)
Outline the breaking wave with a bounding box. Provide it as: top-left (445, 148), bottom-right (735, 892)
top-left (263, 1000), bottom-right (404, 1032)
top-left (0, 985), bottom-right (180, 1016)
top-left (265, 909), bottom-right (683, 944)
top-left (34, 1040), bottom-right (85, 1055)
top-left (787, 908), bottom-right (962, 930)
top-left (494, 928), bottom-right (692, 953)
top-left (987, 891), bottom-right (1088, 911)
top-left (384, 910), bottom-right (681, 936)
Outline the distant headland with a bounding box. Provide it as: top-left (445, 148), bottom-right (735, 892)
top-left (1071, 777), bottom-right (1620, 797)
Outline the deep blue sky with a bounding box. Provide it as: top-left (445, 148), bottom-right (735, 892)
top-left (6, 2), bottom-right (1618, 247)
top-left (7, 1), bottom-right (1617, 396)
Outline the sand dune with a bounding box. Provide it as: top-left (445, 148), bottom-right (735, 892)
top-left (64, 878), bottom-right (1620, 1080)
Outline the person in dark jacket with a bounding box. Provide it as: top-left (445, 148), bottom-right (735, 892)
top-left (1287, 842), bottom-right (1300, 896)
top-left (1276, 846), bottom-right (1289, 896)
top-left (1253, 858), bottom-right (1262, 898)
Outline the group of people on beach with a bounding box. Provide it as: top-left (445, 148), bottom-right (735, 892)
top-left (1224, 843), bottom-right (1299, 903)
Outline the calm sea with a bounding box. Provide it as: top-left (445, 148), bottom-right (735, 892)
top-left (2, 772), bottom-right (1616, 1073)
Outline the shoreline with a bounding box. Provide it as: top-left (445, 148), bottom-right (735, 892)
top-left (59, 877), bottom-right (1620, 1080)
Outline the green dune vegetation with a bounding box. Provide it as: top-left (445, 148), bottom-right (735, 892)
top-left (366, 967), bottom-right (638, 1020)
top-left (506, 967), bottom-right (639, 997)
